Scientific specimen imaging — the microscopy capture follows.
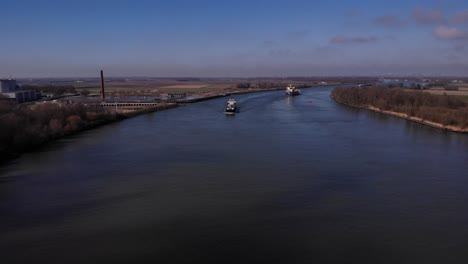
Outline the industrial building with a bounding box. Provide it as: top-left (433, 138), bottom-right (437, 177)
top-left (0, 79), bottom-right (41, 103)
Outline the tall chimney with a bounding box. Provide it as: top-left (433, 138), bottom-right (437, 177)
top-left (100, 70), bottom-right (105, 100)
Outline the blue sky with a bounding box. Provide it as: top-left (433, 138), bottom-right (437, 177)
top-left (1, 0), bottom-right (468, 77)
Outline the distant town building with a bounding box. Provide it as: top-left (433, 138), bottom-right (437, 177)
top-left (0, 79), bottom-right (17, 93)
top-left (0, 79), bottom-right (41, 103)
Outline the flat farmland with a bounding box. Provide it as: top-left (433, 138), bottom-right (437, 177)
top-left (70, 79), bottom-right (236, 95)
top-left (425, 89), bottom-right (468, 96)
top-left (424, 89), bottom-right (468, 104)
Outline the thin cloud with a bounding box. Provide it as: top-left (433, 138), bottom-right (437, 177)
top-left (452, 10), bottom-right (468, 24)
top-left (374, 15), bottom-right (404, 28)
top-left (413, 6), bottom-right (445, 24)
top-left (330, 36), bottom-right (378, 44)
top-left (433, 26), bottom-right (468, 40)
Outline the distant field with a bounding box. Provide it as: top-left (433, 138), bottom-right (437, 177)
top-left (422, 89), bottom-right (468, 104)
top-left (454, 95), bottom-right (468, 104)
top-left (158, 84), bottom-right (208, 89)
top-left (203, 84), bottom-right (234, 89)
top-left (19, 77), bottom-right (363, 97)
top-left (425, 89), bottom-right (468, 96)
top-left (429, 84), bottom-right (468, 90)
top-left (70, 80), bottom-right (236, 95)
top-left (157, 85), bottom-right (233, 94)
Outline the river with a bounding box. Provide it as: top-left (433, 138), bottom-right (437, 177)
top-left (1, 86), bottom-right (468, 263)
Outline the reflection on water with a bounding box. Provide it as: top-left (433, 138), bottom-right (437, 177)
top-left (1, 86), bottom-right (468, 264)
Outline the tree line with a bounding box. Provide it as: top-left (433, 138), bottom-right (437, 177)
top-left (331, 86), bottom-right (468, 128)
top-left (0, 97), bottom-right (118, 161)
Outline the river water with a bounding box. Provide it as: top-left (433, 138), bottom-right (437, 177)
top-left (1, 86), bottom-right (468, 263)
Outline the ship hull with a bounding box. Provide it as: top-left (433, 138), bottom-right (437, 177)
top-left (224, 108), bottom-right (238, 114)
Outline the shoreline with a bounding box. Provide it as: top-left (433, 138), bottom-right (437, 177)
top-left (177, 85), bottom-right (328, 103)
top-left (0, 103), bottom-right (179, 164)
top-left (177, 87), bottom-right (286, 103)
top-left (331, 95), bottom-right (468, 133)
top-left (0, 87), bottom-right (295, 164)
top-left (1, 85), bottom-right (334, 164)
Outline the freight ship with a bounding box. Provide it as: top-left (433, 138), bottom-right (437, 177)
top-left (225, 98), bottom-right (238, 114)
top-left (286, 84), bottom-right (301, 96)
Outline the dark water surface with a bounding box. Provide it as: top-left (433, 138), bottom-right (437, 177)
top-left (1, 86), bottom-right (468, 263)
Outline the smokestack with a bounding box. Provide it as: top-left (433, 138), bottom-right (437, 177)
top-left (100, 70), bottom-right (105, 101)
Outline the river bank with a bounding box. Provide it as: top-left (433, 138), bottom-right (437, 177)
top-left (331, 95), bottom-right (468, 133)
top-left (0, 86), bottom-right (283, 163)
top-left (0, 102), bottom-right (179, 163)
top-left (178, 87), bottom-right (287, 103)
top-left (1, 85), bottom-right (332, 163)
top-left (1, 87), bottom-right (284, 163)
top-left (179, 84), bottom-right (340, 103)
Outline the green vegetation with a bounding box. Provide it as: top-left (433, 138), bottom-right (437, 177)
top-left (331, 87), bottom-right (468, 129)
top-left (0, 97), bottom-right (119, 161)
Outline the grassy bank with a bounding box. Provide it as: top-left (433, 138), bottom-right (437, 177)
top-left (118, 103), bottom-right (178, 117)
top-left (331, 87), bottom-right (468, 133)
